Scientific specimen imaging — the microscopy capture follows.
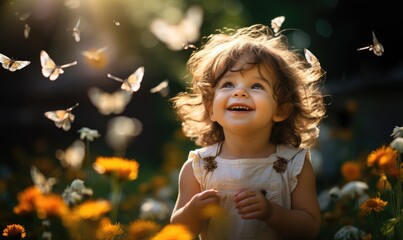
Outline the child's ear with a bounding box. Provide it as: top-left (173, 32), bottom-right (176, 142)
top-left (273, 103), bottom-right (293, 122)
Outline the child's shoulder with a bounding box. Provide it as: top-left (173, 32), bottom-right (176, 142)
top-left (189, 142), bottom-right (221, 159)
top-left (276, 144), bottom-right (308, 162)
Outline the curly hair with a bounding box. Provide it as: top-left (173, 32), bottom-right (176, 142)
top-left (170, 24), bottom-right (326, 148)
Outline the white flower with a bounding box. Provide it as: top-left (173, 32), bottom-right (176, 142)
top-left (139, 198), bottom-right (170, 221)
top-left (340, 181), bottom-right (368, 199)
top-left (334, 225), bottom-right (367, 240)
top-left (62, 179), bottom-right (93, 206)
top-left (391, 126), bottom-right (403, 139)
top-left (390, 137), bottom-right (403, 153)
top-left (78, 127), bottom-right (101, 141)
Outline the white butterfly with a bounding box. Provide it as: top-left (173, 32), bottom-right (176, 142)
top-left (0, 53), bottom-right (30, 72)
top-left (149, 5), bottom-right (203, 51)
top-left (40, 50), bottom-right (77, 80)
top-left (72, 17), bottom-right (81, 42)
top-left (88, 87), bottom-right (132, 115)
top-left (30, 166), bottom-right (57, 194)
top-left (44, 103), bottom-right (79, 131)
top-left (357, 31), bottom-right (384, 56)
top-left (81, 46), bottom-right (108, 61)
top-left (270, 16), bottom-right (285, 34)
top-left (55, 140), bottom-right (85, 170)
top-left (24, 23), bottom-right (30, 39)
top-left (150, 79), bottom-right (169, 97)
top-left (304, 49), bottom-right (320, 67)
top-left (107, 66), bottom-right (145, 92)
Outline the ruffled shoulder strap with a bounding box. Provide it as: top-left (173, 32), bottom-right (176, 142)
top-left (188, 143), bottom-right (221, 185)
top-left (276, 145), bottom-right (309, 192)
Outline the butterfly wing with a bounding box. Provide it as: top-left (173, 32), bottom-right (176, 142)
top-left (9, 60), bottom-right (31, 72)
top-left (40, 50), bottom-right (57, 79)
top-left (30, 166), bottom-right (57, 194)
top-left (271, 16), bottom-right (285, 34)
top-left (371, 31), bottom-right (384, 56)
top-left (150, 80), bottom-right (169, 97)
top-left (125, 66), bottom-right (145, 92)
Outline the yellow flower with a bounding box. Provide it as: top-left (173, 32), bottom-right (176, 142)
top-left (359, 197), bottom-right (387, 215)
top-left (2, 224), bottom-right (26, 239)
top-left (367, 146), bottom-right (398, 177)
top-left (13, 186), bottom-right (42, 215)
top-left (127, 220), bottom-right (160, 240)
top-left (341, 161), bottom-right (362, 181)
top-left (151, 224), bottom-right (193, 240)
top-left (74, 200), bottom-right (111, 220)
top-left (93, 157), bottom-right (139, 181)
top-left (34, 194), bottom-right (69, 219)
top-left (96, 221), bottom-right (124, 240)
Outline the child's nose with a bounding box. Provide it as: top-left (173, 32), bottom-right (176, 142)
top-left (232, 88), bottom-right (248, 98)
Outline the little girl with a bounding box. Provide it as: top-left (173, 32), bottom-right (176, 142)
top-left (170, 24), bottom-right (326, 240)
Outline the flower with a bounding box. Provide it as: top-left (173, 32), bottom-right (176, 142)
top-left (334, 225), bottom-right (368, 240)
top-left (13, 186), bottom-right (42, 215)
top-left (341, 161), bottom-right (362, 181)
top-left (2, 224), bottom-right (26, 239)
top-left (95, 221), bottom-right (124, 240)
top-left (73, 200), bottom-right (111, 220)
top-left (359, 197), bottom-right (387, 215)
top-left (78, 127), bottom-right (101, 141)
top-left (391, 126), bottom-right (403, 138)
top-left (151, 224), bottom-right (193, 240)
top-left (62, 179), bottom-right (93, 206)
top-left (93, 157), bottom-right (139, 181)
top-left (390, 137), bottom-right (403, 153)
top-left (367, 145), bottom-right (398, 177)
top-left (139, 198), bottom-right (170, 221)
top-left (376, 173), bottom-right (391, 192)
top-left (127, 220), bottom-right (160, 240)
top-left (34, 194), bottom-right (69, 219)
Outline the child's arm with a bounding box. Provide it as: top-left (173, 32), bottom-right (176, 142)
top-left (170, 160), bottom-right (220, 236)
top-left (234, 155), bottom-right (321, 239)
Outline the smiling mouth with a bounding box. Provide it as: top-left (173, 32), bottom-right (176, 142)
top-left (227, 105), bottom-right (252, 111)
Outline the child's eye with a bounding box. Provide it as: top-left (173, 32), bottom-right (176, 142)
top-left (221, 81), bottom-right (234, 88)
top-left (251, 83), bottom-right (264, 90)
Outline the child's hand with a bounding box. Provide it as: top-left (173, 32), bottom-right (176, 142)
top-left (234, 188), bottom-right (272, 222)
top-left (189, 189), bottom-right (220, 220)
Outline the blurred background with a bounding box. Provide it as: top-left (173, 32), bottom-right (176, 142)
top-left (0, 0), bottom-right (402, 239)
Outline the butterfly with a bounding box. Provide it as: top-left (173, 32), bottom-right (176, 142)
top-left (30, 166), bottom-right (57, 194)
top-left (44, 103), bottom-right (79, 131)
top-left (357, 31), bottom-right (384, 56)
top-left (0, 53), bottom-right (30, 71)
top-left (24, 23), bottom-right (30, 39)
top-left (304, 49), bottom-right (320, 67)
top-left (149, 5), bottom-right (203, 51)
top-left (150, 79), bottom-right (169, 97)
top-left (270, 16), bottom-right (285, 34)
top-left (88, 87), bottom-right (132, 115)
top-left (55, 140), bottom-right (85, 170)
top-left (81, 46), bottom-right (108, 61)
top-left (40, 50), bottom-right (77, 80)
top-left (71, 17), bottom-right (81, 42)
top-left (107, 66), bottom-right (145, 93)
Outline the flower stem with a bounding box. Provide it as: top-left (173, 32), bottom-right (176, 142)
top-left (110, 174), bottom-right (121, 222)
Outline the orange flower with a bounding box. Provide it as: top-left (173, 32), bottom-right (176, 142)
top-left (74, 200), bottom-right (111, 220)
top-left (2, 224), bottom-right (26, 239)
top-left (127, 220), bottom-right (161, 240)
top-left (367, 146), bottom-right (398, 176)
top-left (34, 194), bottom-right (69, 219)
top-left (151, 224), bottom-right (193, 240)
top-left (13, 186), bottom-right (42, 215)
top-left (95, 221), bottom-right (124, 240)
top-left (341, 161), bottom-right (362, 181)
top-left (359, 197), bottom-right (387, 215)
top-left (93, 157), bottom-right (139, 181)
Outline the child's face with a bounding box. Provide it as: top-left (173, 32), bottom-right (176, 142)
top-left (209, 62), bottom-right (287, 135)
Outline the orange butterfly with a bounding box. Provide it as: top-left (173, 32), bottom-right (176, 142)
top-left (40, 50), bottom-right (77, 80)
top-left (44, 103), bottom-right (79, 131)
top-left (107, 66), bottom-right (145, 93)
top-left (0, 53), bottom-right (30, 71)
